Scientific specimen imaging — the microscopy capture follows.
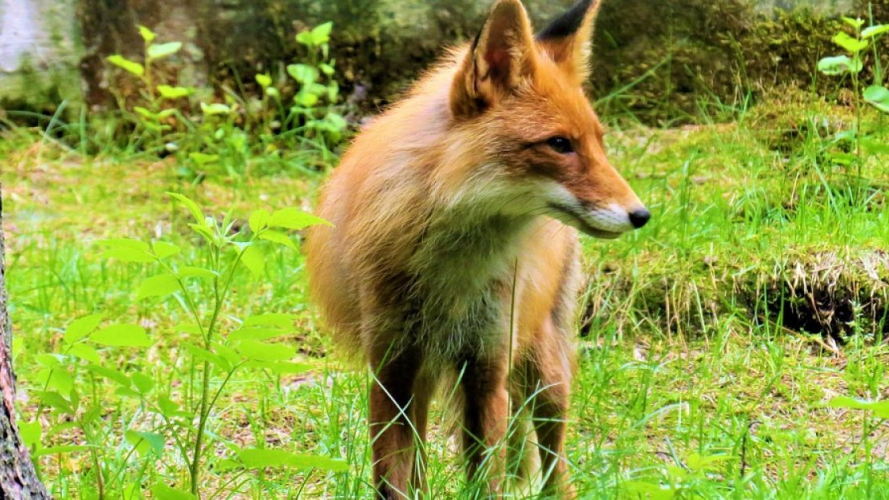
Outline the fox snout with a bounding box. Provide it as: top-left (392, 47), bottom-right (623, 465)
top-left (554, 201), bottom-right (649, 239)
top-left (586, 203), bottom-right (649, 231)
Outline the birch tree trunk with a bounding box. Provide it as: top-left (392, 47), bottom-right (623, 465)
top-left (0, 183), bottom-right (48, 498)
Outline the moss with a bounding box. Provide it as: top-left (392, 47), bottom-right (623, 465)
top-left (0, 56), bottom-right (82, 124)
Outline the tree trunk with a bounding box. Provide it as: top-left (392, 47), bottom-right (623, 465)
top-left (0, 183), bottom-right (48, 498)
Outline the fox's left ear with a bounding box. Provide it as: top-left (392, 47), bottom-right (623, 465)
top-left (536, 0), bottom-right (601, 82)
top-left (451, 0), bottom-right (536, 119)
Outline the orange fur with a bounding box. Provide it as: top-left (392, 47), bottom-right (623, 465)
top-left (305, 0), bottom-right (647, 497)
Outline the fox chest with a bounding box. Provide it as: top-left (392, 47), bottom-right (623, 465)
top-left (384, 215), bottom-right (531, 359)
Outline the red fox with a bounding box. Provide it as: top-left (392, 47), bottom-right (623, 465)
top-left (306, 0), bottom-right (649, 497)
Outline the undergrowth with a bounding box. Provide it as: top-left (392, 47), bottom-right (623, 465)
top-left (3, 13), bottom-right (889, 500)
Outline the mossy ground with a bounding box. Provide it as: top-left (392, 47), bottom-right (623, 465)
top-left (3, 92), bottom-right (889, 497)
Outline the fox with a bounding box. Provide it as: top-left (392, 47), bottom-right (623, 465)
top-left (305, 0), bottom-right (649, 497)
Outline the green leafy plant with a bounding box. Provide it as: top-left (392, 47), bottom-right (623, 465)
top-left (286, 22), bottom-right (348, 154)
top-left (818, 16), bottom-right (889, 167)
top-left (103, 22), bottom-right (348, 177)
top-left (25, 193), bottom-right (342, 498)
top-left (106, 26), bottom-right (193, 137)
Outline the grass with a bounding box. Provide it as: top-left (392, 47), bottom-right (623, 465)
top-left (3, 88), bottom-right (889, 498)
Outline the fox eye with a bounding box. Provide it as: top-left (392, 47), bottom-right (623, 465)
top-left (546, 136), bottom-right (574, 154)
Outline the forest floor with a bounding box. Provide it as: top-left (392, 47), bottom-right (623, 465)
top-left (3, 93), bottom-right (889, 498)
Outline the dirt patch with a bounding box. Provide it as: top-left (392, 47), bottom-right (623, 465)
top-left (741, 250), bottom-right (889, 339)
top-left (579, 249), bottom-right (889, 341)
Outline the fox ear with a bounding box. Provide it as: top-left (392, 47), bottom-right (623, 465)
top-left (451, 0), bottom-right (536, 119)
top-left (536, 0), bottom-right (600, 82)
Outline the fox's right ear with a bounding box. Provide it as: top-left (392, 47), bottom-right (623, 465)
top-left (451, 0), bottom-right (536, 119)
top-left (536, 0), bottom-right (601, 83)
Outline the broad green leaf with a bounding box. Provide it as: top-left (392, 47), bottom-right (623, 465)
top-left (200, 102), bottom-right (231, 115)
top-left (250, 209), bottom-right (271, 233)
top-left (828, 395), bottom-right (874, 410)
top-left (157, 394), bottom-right (180, 417)
top-left (238, 448), bottom-right (348, 472)
top-left (64, 313), bottom-right (104, 344)
top-left (622, 480), bottom-right (675, 500)
top-left (107, 55), bottom-right (144, 77)
top-left (189, 223), bottom-right (214, 242)
top-left (116, 386), bottom-right (142, 399)
top-left (842, 16), bottom-right (866, 29)
top-left (862, 401), bottom-right (889, 418)
top-left (137, 274), bottom-right (180, 300)
top-left (100, 238), bottom-right (155, 262)
top-left (152, 484), bottom-right (197, 500)
top-left (319, 63), bottom-right (335, 76)
top-left (33, 445), bottom-right (91, 458)
top-left (235, 340), bottom-right (295, 362)
top-left (19, 420), bottom-right (41, 448)
top-left (295, 92), bottom-right (319, 108)
top-left (216, 458), bottom-right (243, 472)
top-left (147, 42), bottom-right (183, 60)
top-left (182, 342), bottom-right (231, 371)
top-left (864, 85), bottom-right (889, 113)
top-left (256, 73), bottom-right (272, 88)
top-left (35, 353), bottom-right (61, 368)
top-left (68, 344), bottom-right (101, 364)
top-left (296, 31), bottom-right (314, 47)
top-left (135, 106), bottom-right (157, 119)
top-left (311, 22), bottom-right (333, 45)
top-left (38, 368), bottom-right (74, 395)
top-left (91, 324), bottom-right (152, 347)
top-left (287, 64), bottom-right (318, 85)
top-left (214, 342), bottom-right (242, 366)
top-left (166, 192), bottom-right (204, 224)
top-left (131, 372), bottom-right (155, 394)
top-left (48, 370), bottom-right (74, 395)
top-left (817, 55), bottom-right (861, 75)
top-left (325, 112), bottom-right (347, 131)
top-left (188, 152), bottom-right (219, 165)
top-left (173, 322), bottom-right (202, 335)
top-left (157, 85), bottom-right (192, 99)
top-left (240, 245), bottom-right (265, 277)
top-left (177, 266), bottom-right (216, 280)
top-left (243, 313), bottom-right (296, 328)
top-left (102, 248), bottom-right (156, 263)
top-left (269, 207), bottom-right (329, 230)
top-left (266, 87), bottom-right (279, 98)
top-left (862, 24), bottom-right (889, 38)
top-left (832, 32), bottom-right (868, 53)
top-left (259, 229), bottom-right (297, 250)
top-left (84, 364), bottom-right (131, 386)
top-left (126, 430), bottom-right (164, 456)
top-left (152, 241), bottom-right (181, 259)
top-left (863, 138), bottom-right (889, 154)
top-left (828, 396), bottom-right (889, 418)
top-left (830, 152), bottom-right (855, 166)
top-left (35, 391), bottom-right (73, 414)
top-left (686, 452), bottom-right (732, 472)
top-left (229, 327), bottom-right (282, 342)
top-left (138, 25), bottom-right (157, 43)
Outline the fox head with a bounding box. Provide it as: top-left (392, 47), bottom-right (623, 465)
top-left (448, 0), bottom-right (649, 238)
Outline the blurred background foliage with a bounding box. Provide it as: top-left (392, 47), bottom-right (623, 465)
top-left (3, 0), bottom-right (888, 125)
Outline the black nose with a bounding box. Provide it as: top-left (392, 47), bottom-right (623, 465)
top-left (629, 208), bottom-right (651, 229)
